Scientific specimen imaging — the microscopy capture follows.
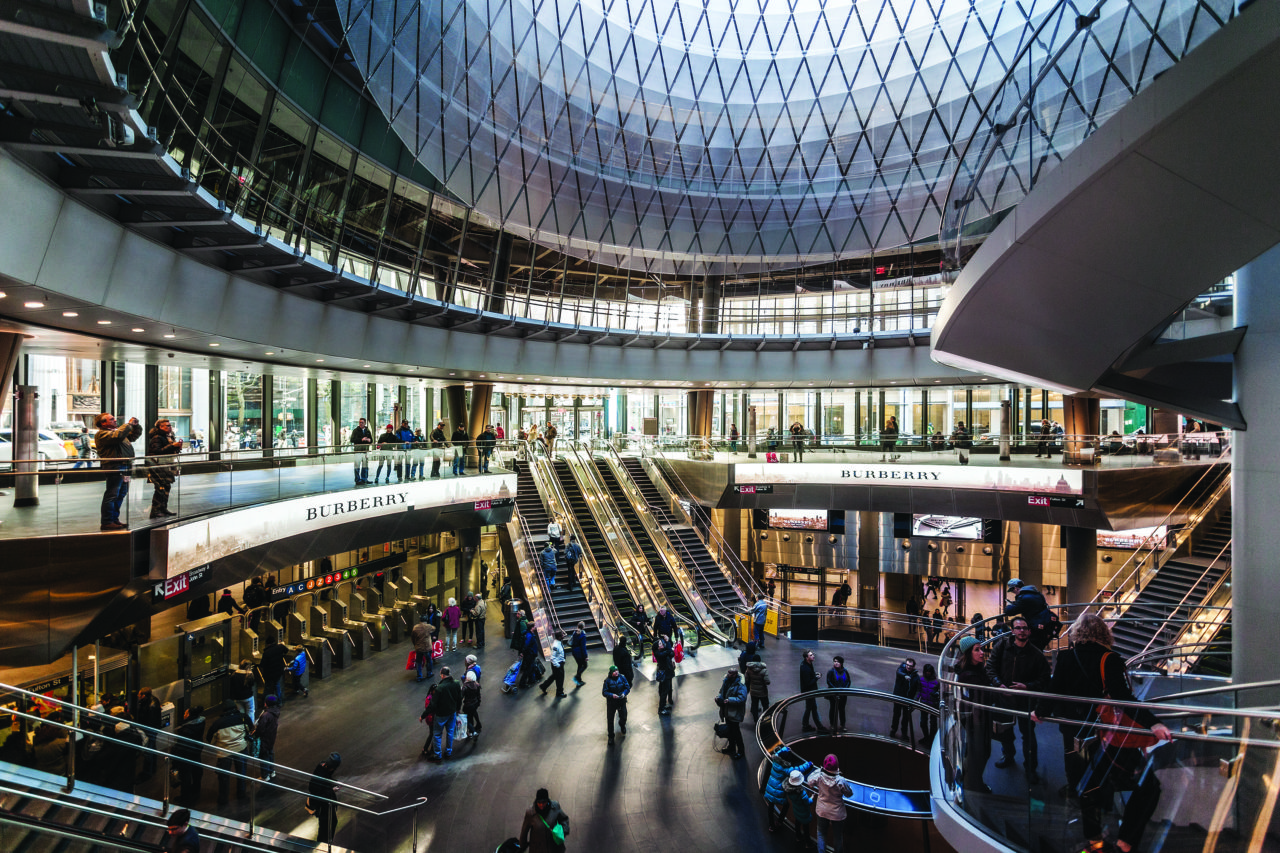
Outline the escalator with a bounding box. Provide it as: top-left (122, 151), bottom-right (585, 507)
top-left (512, 461), bottom-right (602, 649)
top-left (592, 458), bottom-right (698, 625)
top-left (620, 457), bottom-right (744, 611)
top-left (551, 460), bottom-right (634, 611)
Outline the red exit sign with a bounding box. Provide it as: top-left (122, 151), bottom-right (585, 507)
top-left (474, 500), bottom-right (492, 510)
top-left (1028, 496), bottom-right (1049, 507)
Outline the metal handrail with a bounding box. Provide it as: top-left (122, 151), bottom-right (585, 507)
top-left (1091, 447), bottom-right (1232, 610)
top-left (632, 440), bottom-right (762, 600)
top-left (1131, 536), bottom-right (1232, 663)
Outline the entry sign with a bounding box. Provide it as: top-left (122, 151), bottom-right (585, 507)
top-left (153, 565), bottom-right (210, 601)
top-left (1028, 494), bottom-right (1086, 508)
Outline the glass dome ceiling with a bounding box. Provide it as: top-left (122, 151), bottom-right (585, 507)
top-left (336, 0), bottom-right (1219, 273)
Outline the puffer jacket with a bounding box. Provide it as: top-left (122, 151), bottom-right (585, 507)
top-left (762, 757), bottom-right (790, 805)
top-left (808, 768), bottom-right (853, 820)
top-left (745, 660), bottom-right (771, 698)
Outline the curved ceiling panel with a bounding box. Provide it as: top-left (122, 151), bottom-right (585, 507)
top-left (336, 0), bottom-right (1220, 273)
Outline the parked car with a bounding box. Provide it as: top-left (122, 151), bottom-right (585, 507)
top-left (0, 429), bottom-right (71, 466)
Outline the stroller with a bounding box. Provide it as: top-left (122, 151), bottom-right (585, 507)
top-left (501, 660), bottom-right (521, 693)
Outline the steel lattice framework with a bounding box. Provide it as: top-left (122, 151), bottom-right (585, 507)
top-left (337, 0), bottom-right (1231, 274)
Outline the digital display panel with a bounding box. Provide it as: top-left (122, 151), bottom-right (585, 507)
top-left (911, 515), bottom-right (984, 540)
top-left (1098, 526), bottom-right (1167, 550)
top-left (767, 509), bottom-right (829, 531)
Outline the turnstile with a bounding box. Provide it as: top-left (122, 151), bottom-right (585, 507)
top-left (323, 589), bottom-right (373, 660)
top-left (348, 586), bottom-right (391, 652)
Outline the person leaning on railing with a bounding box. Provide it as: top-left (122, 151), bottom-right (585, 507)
top-left (1031, 613), bottom-right (1173, 853)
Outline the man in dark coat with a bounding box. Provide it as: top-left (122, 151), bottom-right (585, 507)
top-left (93, 412), bottom-right (142, 530)
top-left (308, 753), bottom-right (341, 846)
top-left (986, 615), bottom-right (1052, 783)
top-left (889, 658), bottom-right (920, 740)
top-left (171, 705), bottom-right (207, 807)
top-left (349, 417), bottom-right (373, 484)
top-left (427, 668), bottom-right (463, 758)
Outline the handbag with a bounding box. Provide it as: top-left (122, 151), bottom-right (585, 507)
top-left (714, 721), bottom-right (732, 739)
top-left (1094, 653), bottom-right (1159, 749)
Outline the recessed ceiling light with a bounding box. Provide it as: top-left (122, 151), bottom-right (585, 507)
top-left (408, 367), bottom-right (416, 371)
top-left (363, 364), bottom-right (371, 368)
top-left (265, 351), bottom-right (274, 356)
top-left (0, 291), bottom-right (7, 298)
top-left (97, 320), bottom-right (112, 325)
top-left (63, 311), bottom-right (79, 317)
top-left (25, 301), bottom-right (44, 308)
top-left (315, 358), bottom-right (324, 362)
top-left (164, 334), bottom-right (176, 339)
top-left (131, 328), bottom-right (144, 333)
top-left (209, 342), bottom-right (220, 347)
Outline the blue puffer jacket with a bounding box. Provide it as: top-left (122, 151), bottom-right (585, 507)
top-left (763, 756), bottom-right (790, 805)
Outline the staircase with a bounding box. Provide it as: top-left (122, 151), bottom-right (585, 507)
top-left (512, 462), bottom-right (602, 649)
top-left (550, 461), bottom-right (634, 610)
top-left (620, 458), bottom-right (743, 611)
top-left (593, 459), bottom-right (697, 624)
top-left (1111, 510), bottom-right (1231, 661)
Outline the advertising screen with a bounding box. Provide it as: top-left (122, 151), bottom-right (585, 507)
top-left (767, 509), bottom-right (829, 531)
top-left (1098, 526), bottom-right (1167, 550)
top-left (911, 515), bottom-right (984, 540)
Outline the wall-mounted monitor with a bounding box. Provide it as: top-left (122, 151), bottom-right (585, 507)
top-left (754, 509), bottom-right (845, 534)
top-left (1098, 526), bottom-right (1167, 550)
top-left (894, 513), bottom-right (1001, 543)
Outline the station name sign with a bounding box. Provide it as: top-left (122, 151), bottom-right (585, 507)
top-left (733, 462), bottom-right (1082, 495)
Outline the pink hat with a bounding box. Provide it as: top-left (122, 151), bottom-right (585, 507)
top-left (823, 754), bottom-right (839, 772)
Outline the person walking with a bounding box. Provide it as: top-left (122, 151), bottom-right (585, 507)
top-left (602, 665), bottom-right (631, 745)
top-left (307, 753), bottom-right (341, 846)
top-left (259, 638), bottom-right (290, 707)
top-left (460, 670), bottom-right (482, 739)
top-left (230, 660), bottom-right (256, 721)
top-left (654, 635), bottom-right (676, 715)
top-left (789, 420), bottom-right (806, 460)
top-left (460, 591), bottom-right (476, 646)
top-left (145, 418), bottom-right (183, 518)
top-left (477, 424), bottom-right (497, 473)
top-left (800, 649), bottom-right (828, 733)
top-left (252, 695), bottom-right (281, 781)
top-left (826, 655), bottom-right (851, 732)
top-left (744, 652), bottom-right (771, 719)
top-left (808, 754), bottom-right (853, 852)
top-left (889, 658), bottom-right (920, 741)
top-left (546, 517), bottom-right (564, 551)
top-left (539, 630), bottom-right (567, 697)
top-left (519, 788), bottom-right (570, 853)
top-left (517, 624), bottom-right (541, 694)
top-left (715, 668), bottom-right (748, 759)
top-left (443, 598), bottom-right (462, 652)
top-left (570, 622), bottom-right (589, 685)
top-left (134, 686), bottom-right (164, 781)
top-left (374, 423), bottom-right (399, 483)
top-left (539, 543), bottom-right (559, 588)
top-left (93, 412), bottom-right (142, 530)
top-left (728, 423), bottom-right (740, 453)
top-left (350, 417), bottom-right (373, 485)
top-left (71, 426), bottom-right (92, 468)
top-left (611, 636), bottom-right (634, 686)
top-left (880, 415), bottom-right (900, 461)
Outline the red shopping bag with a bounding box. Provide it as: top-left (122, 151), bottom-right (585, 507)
top-left (766, 452), bottom-right (779, 463)
top-left (673, 642), bottom-right (684, 664)
top-left (405, 651), bottom-right (416, 671)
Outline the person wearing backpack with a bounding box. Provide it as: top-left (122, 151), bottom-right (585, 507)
top-left (520, 787), bottom-right (570, 852)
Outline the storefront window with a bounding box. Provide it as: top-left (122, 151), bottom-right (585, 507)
top-left (340, 381), bottom-right (368, 438)
top-left (223, 371), bottom-right (262, 451)
top-left (158, 366), bottom-right (194, 439)
top-left (746, 393), bottom-right (780, 440)
top-left (316, 380), bottom-right (335, 448)
top-left (273, 376), bottom-right (306, 450)
top-left (374, 383), bottom-right (399, 430)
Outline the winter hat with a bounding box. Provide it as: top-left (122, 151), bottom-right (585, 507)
top-left (465, 671), bottom-right (477, 682)
top-left (958, 636), bottom-right (980, 656)
top-left (823, 754), bottom-right (839, 772)
top-left (535, 788), bottom-right (550, 804)
top-left (788, 769), bottom-right (805, 785)
top-left (265, 695), bottom-right (279, 707)
top-left (466, 655), bottom-right (477, 665)
top-left (609, 665), bottom-right (619, 673)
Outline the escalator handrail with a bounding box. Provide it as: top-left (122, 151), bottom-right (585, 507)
top-left (586, 442), bottom-right (731, 643)
top-left (513, 507), bottom-right (564, 641)
top-left (626, 440), bottom-right (761, 602)
top-left (1131, 536), bottom-right (1233, 663)
top-left (523, 447), bottom-right (629, 647)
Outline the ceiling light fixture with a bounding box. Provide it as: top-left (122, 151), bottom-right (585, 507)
top-left (164, 334), bottom-right (176, 339)
top-left (63, 311), bottom-right (79, 317)
top-left (265, 352), bottom-right (275, 356)
top-left (209, 342), bottom-right (220, 347)
top-left (131, 328), bottom-right (144, 332)
top-left (25, 301), bottom-right (44, 308)
top-left (97, 320), bottom-right (112, 325)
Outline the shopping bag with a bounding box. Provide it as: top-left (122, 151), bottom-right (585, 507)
top-left (455, 713), bottom-right (469, 740)
top-left (432, 639), bottom-right (444, 659)
top-left (673, 642), bottom-right (684, 664)
top-left (766, 452), bottom-right (779, 463)
top-left (405, 651), bottom-right (417, 671)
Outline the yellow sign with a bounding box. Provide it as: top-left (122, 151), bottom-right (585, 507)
top-left (763, 607), bottom-right (779, 637)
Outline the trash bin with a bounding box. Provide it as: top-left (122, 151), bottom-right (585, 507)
top-left (791, 606), bottom-right (819, 641)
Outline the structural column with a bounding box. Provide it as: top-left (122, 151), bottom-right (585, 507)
top-left (0, 332), bottom-right (25, 427)
top-left (1232, 243), bottom-right (1280, 690)
top-left (260, 373), bottom-right (274, 456)
top-left (1062, 526), bottom-right (1098, 607)
top-left (1062, 394), bottom-right (1100, 456)
top-left (468, 383), bottom-right (493, 466)
top-left (686, 389), bottom-right (715, 440)
top-left (856, 512), bottom-right (879, 611)
top-left (143, 365), bottom-right (159, 437)
top-left (207, 371), bottom-right (224, 459)
top-left (486, 233), bottom-right (513, 314)
top-left (305, 378), bottom-right (319, 450)
top-left (700, 275), bottom-right (721, 334)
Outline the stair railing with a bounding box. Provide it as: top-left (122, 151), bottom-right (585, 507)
top-left (522, 447), bottom-right (626, 650)
top-left (0, 684), bottom-right (426, 852)
top-left (1090, 450), bottom-right (1232, 613)
top-left (1131, 537), bottom-right (1233, 664)
top-left (508, 505), bottom-right (562, 647)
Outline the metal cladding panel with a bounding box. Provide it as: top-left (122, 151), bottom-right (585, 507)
top-left (105, 231), bottom-right (179, 315)
top-left (36, 201), bottom-right (121, 304)
top-left (160, 255), bottom-right (233, 330)
top-left (218, 275), bottom-right (286, 343)
top-left (0, 153), bottom-right (65, 285)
